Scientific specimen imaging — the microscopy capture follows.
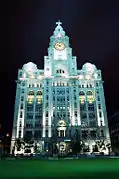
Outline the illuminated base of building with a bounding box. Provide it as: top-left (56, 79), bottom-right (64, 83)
top-left (11, 138), bottom-right (111, 156)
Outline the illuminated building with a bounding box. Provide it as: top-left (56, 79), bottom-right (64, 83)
top-left (11, 21), bottom-right (111, 155)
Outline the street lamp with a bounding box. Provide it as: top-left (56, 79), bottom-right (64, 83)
top-left (6, 133), bottom-right (9, 137)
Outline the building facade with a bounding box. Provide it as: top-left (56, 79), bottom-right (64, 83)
top-left (11, 21), bottom-right (111, 155)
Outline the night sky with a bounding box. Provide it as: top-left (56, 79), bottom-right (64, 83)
top-left (1, 0), bottom-right (119, 135)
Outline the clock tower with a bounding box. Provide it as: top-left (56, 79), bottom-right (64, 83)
top-left (44, 20), bottom-right (77, 77)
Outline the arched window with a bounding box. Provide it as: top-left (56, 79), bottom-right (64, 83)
top-left (27, 91), bottom-right (34, 104)
top-left (87, 91), bottom-right (94, 103)
top-left (36, 91), bottom-right (42, 95)
top-left (87, 91), bottom-right (93, 96)
top-left (79, 91), bottom-right (85, 104)
top-left (79, 91), bottom-right (85, 96)
top-left (56, 69), bottom-right (65, 74)
top-left (28, 91), bottom-right (34, 95)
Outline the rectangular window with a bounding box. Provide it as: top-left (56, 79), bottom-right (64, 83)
top-left (46, 95), bottom-right (48, 100)
top-left (82, 113), bottom-right (87, 119)
top-left (99, 112), bottom-right (102, 118)
top-left (46, 130), bottom-right (48, 137)
top-left (46, 120), bottom-right (48, 126)
top-left (82, 130), bottom-right (88, 138)
top-left (89, 113), bottom-right (95, 119)
top-left (21, 89), bottom-right (24, 93)
top-left (46, 112), bottom-right (48, 117)
top-left (80, 103), bottom-right (86, 111)
top-left (90, 130), bottom-right (96, 138)
top-left (97, 90), bottom-right (99, 94)
top-left (20, 103), bottom-right (23, 109)
top-left (74, 111), bottom-right (77, 117)
top-left (21, 96), bottom-right (24, 101)
top-left (27, 114), bottom-right (33, 119)
top-left (46, 80), bottom-right (49, 85)
top-left (101, 130), bottom-right (104, 137)
top-left (74, 102), bottom-right (77, 108)
top-left (35, 115), bottom-right (40, 119)
top-left (88, 104), bottom-right (94, 111)
top-left (89, 121), bottom-right (96, 127)
top-left (18, 130), bottom-right (21, 138)
top-left (46, 88), bottom-right (49, 92)
top-left (19, 72), bottom-right (22, 77)
top-left (34, 130), bottom-right (41, 138)
top-left (46, 103), bottom-right (48, 108)
top-left (20, 111), bottom-right (22, 118)
top-left (98, 104), bottom-right (101, 109)
top-left (97, 96), bottom-right (100, 101)
top-left (27, 105), bottom-right (33, 111)
top-left (25, 131), bottom-right (32, 139)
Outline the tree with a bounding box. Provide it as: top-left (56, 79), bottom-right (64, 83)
top-left (72, 141), bottom-right (82, 155)
top-left (93, 144), bottom-right (99, 152)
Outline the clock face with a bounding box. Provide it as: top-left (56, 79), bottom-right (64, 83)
top-left (54, 42), bottom-right (65, 51)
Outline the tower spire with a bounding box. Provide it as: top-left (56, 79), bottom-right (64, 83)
top-left (54, 20), bottom-right (65, 37)
top-left (56, 20), bottom-right (62, 26)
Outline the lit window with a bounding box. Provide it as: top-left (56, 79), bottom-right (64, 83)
top-left (87, 91), bottom-right (93, 95)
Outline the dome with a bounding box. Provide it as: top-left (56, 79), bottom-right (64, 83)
top-left (22, 62), bottom-right (37, 72)
top-left (82, 63), bottom-right (97, 73)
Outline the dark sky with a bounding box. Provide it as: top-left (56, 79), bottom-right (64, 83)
top-left (1, 0), bottom-right (119, 135)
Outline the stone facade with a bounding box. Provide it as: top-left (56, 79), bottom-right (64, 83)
top-left (11, 21), bottom-right (111, 155)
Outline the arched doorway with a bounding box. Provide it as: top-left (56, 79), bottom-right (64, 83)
top-left (56, 120), bottom-right (66, 137)
top-left (56, 120), bottom-right (67, 153)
